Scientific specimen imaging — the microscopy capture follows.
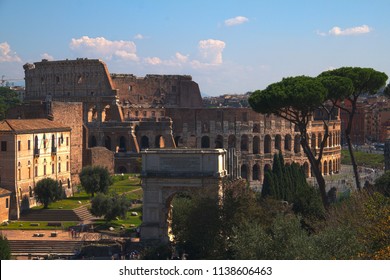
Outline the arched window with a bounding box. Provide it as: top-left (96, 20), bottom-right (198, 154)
top-left (275, 134), bottom-right (281, 150)
top-left (228, 135), bottom-right (236, 149)
top-left (155, 135), bottom-right (165, 148)
top-left (34, 136), bottom-right (39, 150)
top-left (253, 136), bottom-right (260, 154)
top-left (241, 135), bottom-right (249, 151)
top-left (119, 136), bottom-right (126, 152)
top-left (241, 164), bottom-right (248, 180)
top-left (104, 136), bottom-right (111, 150)
top-left (284, 134), bottom-right (292, 151)
top-left (174, 136), bottom-right (182, 148)
top-left (264, 135), bottom-right (271, 153)
top-left (294, 135), bottom-right (301, 153)
top-left (215, 135), bottom-right (223, 148)
top-left (201, 136), bottom-right (210, 148)
top-left (311, 133), bottom-right (316, 149)
top-left (141, 136), bottom-right (149, 150)
top-left (253, 164), bottom-right (260, 180)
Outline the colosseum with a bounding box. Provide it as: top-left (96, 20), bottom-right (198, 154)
top-left (20, 58), bottom-right (341, 189)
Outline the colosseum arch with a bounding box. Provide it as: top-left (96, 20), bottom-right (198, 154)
top-left (89, 135), bottom-right (97, 148)
top-left (119, 136), bottom-right (127, 152)
top-left (201, 136), bottom-right (210, 148)
top-left (241, 135), bottom-right (249, 151)
top-left (104, 135), bottom-right (112, 150)
top-left (252, 163), bottom-right (260, 181)
top-left (311, 133), bottom-right (316, 149)
top-left (264, 135), bottom-right (272, 154)
top-left (294, 135), bottom-right (301, 153)
top-left (155, 135), bottom-right (165, 148)
top-left (140, 149), bottom-right (227, 244)
top-left (140, 135), bottom-right (149, 150)
top-left (215, 135), bottom-right (224, 148)
top-left (228, 135), bottom-right (236, 149)
top-left (253, 136), bottom-right (260, 154)
top-left (284, 134), bottom-right (292, 151)
top-left (275, 134), bottom-right (282, 151)
top-left (241, 164), bottom-right (248, 180)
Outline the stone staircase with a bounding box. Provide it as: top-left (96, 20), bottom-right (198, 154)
top-left (9, 240), bottom-right (83, 258)
top-left (20, 206), bottom-right (98, 222)
top-left (20, 209), bottom-right (81, 221)
top-left (73, 206), bottom-right (97, 222)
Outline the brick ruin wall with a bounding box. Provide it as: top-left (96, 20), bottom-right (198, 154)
top-left (50, 102), bottom-right (84, 184)
top-left (111, 74), bottom-right (203, 108)
top-left (84, 147), bottom-right (114, 174)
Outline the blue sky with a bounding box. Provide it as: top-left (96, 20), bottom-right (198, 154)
top-left (1, 0), bottom-right (389, 96)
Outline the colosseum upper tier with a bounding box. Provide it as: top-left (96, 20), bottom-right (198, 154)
top-left (22, 58), bottom-right (341, 188)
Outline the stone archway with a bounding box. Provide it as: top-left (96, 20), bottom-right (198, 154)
top-left (140, 149), bottom-right (227, 244)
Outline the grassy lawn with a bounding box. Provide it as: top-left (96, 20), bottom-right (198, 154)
top-left (32, 191), bottom-right (91, 210)
top-left (9, 173), bottom-right (143, 234)
top-left (341, 149), bottom-right (384, 169)
top-left (92, 206), bottom-right (143, 235)
top-left (31, 174), bottom-right (142, 210)
top-left (0, 221), bottom-right (77, 230)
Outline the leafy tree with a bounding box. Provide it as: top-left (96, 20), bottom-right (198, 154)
top-left (261, 153), bottom-right (325, 219)
top-left (373, 171), bottom-right (390, 197)
top-left (89, 193), bottom-right (130, 222)
top-left (318, 67), bottom-right (388, 190)
top-left (171, 192), bottom-right (221, 259)
top-left (34, 178), bottom-right (61, 208)
top-left (0, 87), bottom-right (21, 120)
top-left (0, 233), bottom-right (11, 260)
top-left (79, 165), bottom-right (112, 197)
top-left (249, 76), bottom-right (331, 209)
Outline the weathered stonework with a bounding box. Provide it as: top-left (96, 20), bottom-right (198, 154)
top-left (140, 149), bottom-right (226, 243)
top-left (84, 147), bottom-right (115, 174)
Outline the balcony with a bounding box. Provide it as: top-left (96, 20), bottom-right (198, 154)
top-left (34, 148), bottom-right (40, 158)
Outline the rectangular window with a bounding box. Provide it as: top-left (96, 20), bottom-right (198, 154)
top-left (52, 164), bottom-right (55, 174)
top-left (18, 141), bottom-right (21, 151)
top-left (6, 198), bottom-right (9, 208)
top-left (66, 161), bottom-right (69, 172)
top-left (1, 141), bottom-right (7, 151)
top-left (66, 137), bottom-right (69, 146)
top-left (58, 163), bottom-right (61, 173)
top-left (28, 140), bottom-right (31, 150)
top-left (35, 166), bottom-right (38, 177)
top-left (28, 167), bottom-right (31, 179)
top-left (18, 169), bottom-right (21, 180)
top-left (43, 165), bottom-right (46, 175)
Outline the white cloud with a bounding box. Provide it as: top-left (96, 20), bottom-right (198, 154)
top-left (318, 25), bottom-right (372, 36)
top-left (41, 53), bottom-right (54, 61)
top-left (144, 57), bottom-right (162, 65)
top-left (175, 52), bottom-right (189, 63)
top-left (69, 36), bottom-right (139, 61)
top-left (224, 16), bottom-right (249, 27)
top-left (134, 34), bottom-right (144, 40)
top-left (198, 39), bottom-right (226, 65)
top-left (0, 42), bottom-right (22, 63)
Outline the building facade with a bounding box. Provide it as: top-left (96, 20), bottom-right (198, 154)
top-left (21, 58), bottom-right (341, 190)
top-left (0, 119), bottom-right (71, 219)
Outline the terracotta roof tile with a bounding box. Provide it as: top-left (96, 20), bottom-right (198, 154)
top-left (0, 119), bottom-right (71, 133)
